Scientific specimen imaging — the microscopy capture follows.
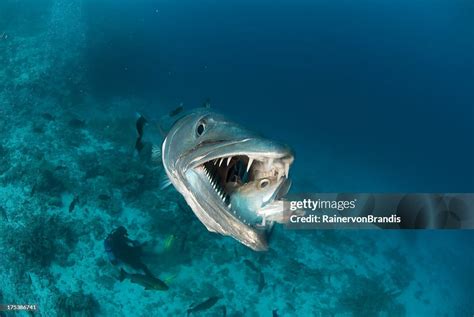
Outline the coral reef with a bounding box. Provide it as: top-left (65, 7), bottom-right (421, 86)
top-left (337, 274), bottom-right (404, 317)
top-left (57, 292), bottom-right (99, 317)
top-left (0, 145), bottom-right (9, 176)
top-left (2, 213), bottom-right (77, 271)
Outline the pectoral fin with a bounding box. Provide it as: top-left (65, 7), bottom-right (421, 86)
top-left (160, 175), bottom-right (172, 190)
top-left (151, 144), bottom-right (162, 163)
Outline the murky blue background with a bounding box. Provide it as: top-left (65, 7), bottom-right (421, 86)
top-left (84, 0), bottom-right (474, 192)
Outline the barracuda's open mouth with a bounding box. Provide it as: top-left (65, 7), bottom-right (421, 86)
top-left (194, 154), bottom-right (293, 226)
top-left (161, 108), bottom-right (295, 250)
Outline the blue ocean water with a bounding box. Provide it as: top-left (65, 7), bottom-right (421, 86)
top-left (0, 0), bottom-right (473, 316)
top-left (84, 0), bottom-right (474, 192)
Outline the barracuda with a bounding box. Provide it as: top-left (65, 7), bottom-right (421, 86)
top-left (160, 107), bottom-right (294, 251)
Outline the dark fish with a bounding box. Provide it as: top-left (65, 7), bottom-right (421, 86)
top-left (41, 112), bottom-right (55, 121)
top-left (272, 309), bottom-right (278, 317)
top-left (69, 196), bottom-right (79, 213)
top-left (187, 296), bottom-right (221, 316)
top-left (135, 113), bottom-right (148, 153)
top-left (119, 268), bottom-right (168, 291)
top-left (222, 306), bottom-right (227, 317)
top-left (243, 259), bottom-right (259, 273)
top-left (136, 114), bottom-right (147, 137)
top-left (98, 194), bottom-right (111, 201)
top-left (0, 206), bottom-right (8, 221)
top-left (68, 118), bottom-right (86, 129)
top-left (169, 106), bottom-right (183, 117)
top-left (257, 271), bottom-right (266, 292)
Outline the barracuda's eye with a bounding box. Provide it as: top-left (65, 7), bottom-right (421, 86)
top-left (196, 122), bottom-right (205, 136)
top-left (259, 179), bottom-right (270, 189)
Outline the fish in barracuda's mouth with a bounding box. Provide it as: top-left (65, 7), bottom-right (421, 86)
top-left (157, 107), bottom-right (294, 251)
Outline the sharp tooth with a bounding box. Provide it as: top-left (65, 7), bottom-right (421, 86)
top-left (284, 163), bottom-right (289, 177)
top-left (246, 158), bottom-right (254, 173)
top-left (228, 203), bottom-right (232, 208)
top-left (214, 159), bottom-right (218, 165)
top-left (227, 156), bottom-right (232, 166)
top-left (219, 158), bottom-right (224, 166)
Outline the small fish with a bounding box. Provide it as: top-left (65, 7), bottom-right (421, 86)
top-left (98, 194), bottom-right (111, 201)
top-left (119, 268), bottom-right (168, 291)
top-left (221, 306), bottom-right (227, 317)
top-left (272, 309), bottom-right (278, 317)
top-left (169, 105), bottom-right (183, 117)
top-left (136, 113), bottom-right (148, 137)
top-left (163, 273), bottom-right (177, 285)
top-left (257, 271), bottom-right (266, 292)
top-left (0, 206), bottom-right (8, 221)
top-left (187, 296), bottom-right (221, 316)
top-left (163, 234), bottom-right (175, 250)
top-left (135, 113), bottom-right (148, 153)
top-left (41, 112), bottom-right (55, 121)
top-left (243, 259), bottom-right (259, 273)
top-left (69, 196), bottom-right (79, 213)
top-left (68, 118), bottom-right (86, 129)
